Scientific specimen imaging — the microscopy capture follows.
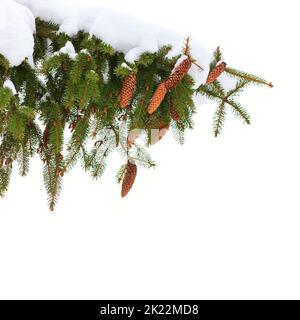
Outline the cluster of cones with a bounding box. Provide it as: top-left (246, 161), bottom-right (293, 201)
top-left (119, 56), bottom-right (226, 117)
top-left (148, 60), bottom-right (227, 114)
top-left (118, 39), bottom-right (227, 198)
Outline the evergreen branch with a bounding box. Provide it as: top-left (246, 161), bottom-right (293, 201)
top-left (63, 144), bottom-right (81, 173)
top-left (213, 101), bottom-right (227, 137)
top-left (226, 80), bottom-right (249, 99)
top-left (17, 143), bottom-right (30, 176)
top-left (63, 114), bottom-right (91, 173)
top-left (171, 121), bottom-right (185, 145)
top-left (83, 129), bottom-right (116, 179)
top-left (35, 18), bottom-right (58, 40)
top-left (0, 88), bottom-right (13, 110)
top-left (0, 54), bottom-right (10, 79)
top-left (226, 99), bottom-right (251, 125)
top-left (225, 67), bottom-right (273, 88)
top-left (30, 123), bottom-right (59, 210)
top-left (43, 157), bottom-right (62, 211)
top-left (213, 47), bottom-right (223, 63)
top-left (31, 122), bottom-right (50, 164)
top-left (129, 144), bottom-right (156, 168)
top-left (116, 164), bottom-right (127, 184)
top-left (50, 157), bottom-right (63, 211)
top-left (0, 166), bottom-right (12, 197)
top-left (0, 22), bottom-right (272, 209)
top-left (91, 154), bottom-right (107, 179)
top-left (209, 47), bottom-right (223, 70)
top-left (196, 85), bottom-right (223, 102)
top-left (211, 80), bottom-right (226, 98)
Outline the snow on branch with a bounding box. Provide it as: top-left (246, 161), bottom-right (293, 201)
top-left (1, 0), bottom-right (210, 87)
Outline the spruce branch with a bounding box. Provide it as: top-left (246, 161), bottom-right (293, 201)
top-left (213, 101), bottom-right (227, 137)
top-left (213, 47), bottom-right (223, 64)
top-left (226, 80), bottom-right (249, 99)
top-left (225, 67), bottom-right (273, 88)
top-left (0, 54), bottom-right (10, 80)
top-left (196, 85), bottom-right (224, 102)
top-left (43, 157), bottom-right (63, 211)
top-left (0, 166), bottom-right (12, 197)
top-left (226, 99), bottom-right (251, 125)
top-left (0, 20), bottom-right (272, 209)
top-left (171, 121), bottom-right (186, 145)
top-left (211, 80), bottom-right (226, 98)
top-left (17, 141), bottom-right (30, 176)
top-left (129, 144), bottom-right (156, 169)
top-left (116, 163), bottom-right (127, 184)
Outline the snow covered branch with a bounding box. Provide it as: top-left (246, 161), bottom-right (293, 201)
top-left (0, 0), bottom-right (272, 209)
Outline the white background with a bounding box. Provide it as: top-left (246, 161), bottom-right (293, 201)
top-left (0, 0), bottom-right (299, 300)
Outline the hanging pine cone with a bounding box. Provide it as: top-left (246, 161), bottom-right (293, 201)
top-left (43, 125), bottom-right (50, 146)
top-left (165, 58), bottom-right (192, 90)
top-left (206, 62), bottom-right (227, 84)
top-left (118, 73), bottom-right (137, 108)
top-left (121, 161), bottom-right (138, 198)
top-left (147, 82), bottom-right (167, 114)
top-left (169, 101), bottom-right (180, 122)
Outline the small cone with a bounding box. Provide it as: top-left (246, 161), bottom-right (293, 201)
top-left (169, 102), bottom-right (180, 122)
top-left (43, 125), bottom-right (50, 146)
top-left (206, 62), bottom-right (227, 84)
top-left (148, 83), bottom-right (167, 114)
top-left (121, 161), bottom-right (138, 198)
top-left (119, 73), bottom-right (137, 108)
top-left (165, 58), bottom-right (192, 90)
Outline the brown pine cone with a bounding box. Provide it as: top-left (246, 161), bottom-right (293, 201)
top-left (118, 73), bottom-right (137, 108)
top-left (206, 62), bottom-right (227, 84)
top-left (169, 102), bottom-right (180, 122)
top-left (147, 83), bottom-right (167, 114)
top-left (43, 125), bottom-right (50, 146)
top-left (121, 161), bottom-right (138, 198)
top-left (165, 58), bottom-right (192, 90)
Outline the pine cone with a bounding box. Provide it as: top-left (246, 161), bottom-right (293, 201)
top-left (169, 102), bottom-right (180, 122)
top-left (206, 62), bottom-right (227, 84)
top-left (119, 73), bottom-right (137, 108)
top-left (147, 83), bottom-right (167, 114)
top-left (121, 161), bottom-right (138, 198)
top-left (165, 58), bottom-right (192, 90)
top-left (43, 125), bottom-right (50, 146)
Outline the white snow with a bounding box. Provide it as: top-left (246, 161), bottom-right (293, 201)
top-left (172, 55), bottom-right (189, 71)
top-left (3, 79), bottom-right (17, 95)
top-left (58, 41), bottom-right (77, 60)
top-left (0, 0), bottom-right (35, 66)
top-left (193, 92), bottom-right (208, 107)
top-left (121, 63), bottom-right (132, 70)
top-left (218, 73), bottom-right (239, 92)
top-left (80, 49), bottom-right (90, 55)
top-left (1, 0), bottom-right (211, 87)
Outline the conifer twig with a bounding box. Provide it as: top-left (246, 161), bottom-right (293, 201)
top-left (183, 36), bottom-right (204, 71)
top-left (213, 101), bottom-right (227, 137)
top-left (225, 67), bottom-right (273, 88)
